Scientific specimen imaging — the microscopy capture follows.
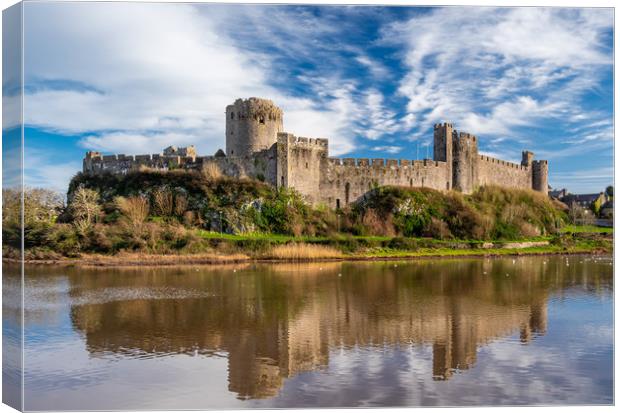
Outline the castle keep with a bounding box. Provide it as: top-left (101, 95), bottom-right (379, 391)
top-left (83, 97), bottom-right (549, 207)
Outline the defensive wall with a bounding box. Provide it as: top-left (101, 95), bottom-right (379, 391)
top-left (82, 97), bottom-right (549, 208)
top-left (320, 157), bottom-right (450, 208)
top-left (83, 145), bottom-right (279, 185)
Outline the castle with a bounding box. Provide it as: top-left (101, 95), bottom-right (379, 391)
top-left (83, 97), bottom-right (549, 207)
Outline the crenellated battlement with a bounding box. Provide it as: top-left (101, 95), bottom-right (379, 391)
top-left (279, 133), bottom-right (328, 148)
top-left (456, 131), bottom-right (477, 143)
top-left (479, 155), bottom-right (528, 170)
top-left (326, 157), bottom-right (445, 170)
top-left (227, 97), bottom-right (283, 121)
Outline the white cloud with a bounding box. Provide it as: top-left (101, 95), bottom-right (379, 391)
top-left (23, 147), bottom-right (81, 193)
top-left (372, 145), bottom-right (402, 155)
top-left (383, 7), bottom-right (613, 139)
top-left (22, 2), bottom-right (373, 161)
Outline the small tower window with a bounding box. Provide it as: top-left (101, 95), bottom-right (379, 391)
top-left (305, 162), bottom-right (309, 169)
top-left (259, 115), bottom-right (265, 124)
top-left (336, 199), bottom-right (340, 209)
top-left (230, 112), bottom-right (234, 119)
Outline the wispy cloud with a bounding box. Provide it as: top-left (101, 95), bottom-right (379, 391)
top-left (382, 7), bottom-right (612, 139)
top-left (371, 145), bottom-right (402, 155)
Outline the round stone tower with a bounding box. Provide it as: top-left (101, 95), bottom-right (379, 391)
top-left (452, 132), bottom-right (479, 194)
top-left (532, 160), bottom-right (549, 194)
top-left (225, 97), bottom-right (284, 157)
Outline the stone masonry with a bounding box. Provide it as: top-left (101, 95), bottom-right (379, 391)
top-left (83, 97), bottom-right (549, 208)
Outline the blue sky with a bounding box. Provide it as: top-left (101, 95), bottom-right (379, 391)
top-left (16, 3), bottom-right (614, 193)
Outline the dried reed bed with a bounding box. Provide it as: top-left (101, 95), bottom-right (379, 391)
top-left (202, 162), bottom-right (222, 180)
top-left (78, 251), bottom-right (249, 267)
top-left (263, 243), bottom-right (343, 260)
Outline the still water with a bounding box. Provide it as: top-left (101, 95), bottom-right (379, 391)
top-left (4, 255), bottom-right (614, 409)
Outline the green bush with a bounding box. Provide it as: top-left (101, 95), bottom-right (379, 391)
top-left (45, 224), bottom-right (80, 256)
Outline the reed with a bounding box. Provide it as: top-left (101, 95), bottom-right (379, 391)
top-left (78, 251), bottom-right (249, 266)
top-left (201, 162), bottom-right (222, 180)
top-left (264, 243), bottom-right (343, 260)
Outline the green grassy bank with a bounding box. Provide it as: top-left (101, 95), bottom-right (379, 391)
top-left (2, 169), bottom-right (612, 264)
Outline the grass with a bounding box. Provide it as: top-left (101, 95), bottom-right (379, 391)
top-left (562, 225), bottom-right (613, 234)
top-left (197, 230), bottom-right (325, 243)
top-left (351, 240), bottom-right (609, 259)
top-left (196, 230), bottom-right (554, 245)
top-left (15, 234), bottom-right (610, 267)
top-left (75, 251), bottom-right (250, 266)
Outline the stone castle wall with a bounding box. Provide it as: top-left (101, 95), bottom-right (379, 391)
top-left (320, 158), bottom-right (450, 209)
top-left (276, 133), bottom-right (328, 205)
top-left (82, 97), bottom-right (549, 208)
top-left (477, 155), bottom-right (532, 190)
top-left (84, 146), bottom-right (278, 185)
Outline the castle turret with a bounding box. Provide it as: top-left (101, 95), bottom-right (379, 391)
top-left (452, 132), bottom-right (479, 194)
top-left (521, 151), bottom-right (534, 167)
top-left (83, 151), bottom-right (102, 173)
top-left (532, 160), bottom-right (548, 194)
top-left (226, 97), bottom-right (284, 157)
top-left (434, 122), bottom-right (454, 189)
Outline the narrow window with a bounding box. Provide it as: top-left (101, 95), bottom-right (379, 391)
top-left (305, 162), bottom-right (309, 169)
top-left (446, 181), bottom-right (450, 190)
top-left (345, 182), bottom-right (351, 205)
top-left (410, 178), bottom-right (413, 187)
top-left (336, 199), bottom-right (340, 209)
top-left (259, 115), bottom-right (265, 124)
top-left (281, 175), bottom-right (284, 187)
top-left (230, 112), bottom-right (234, 119)
top-left (422, 178), bottom-right (425, 187)
top-left (231, 150), bottom-right (234, 155)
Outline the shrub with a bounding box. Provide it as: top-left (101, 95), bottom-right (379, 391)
top-left (422, 217), bottom-right (452, 239)
top-left (152, 187), bottom-right (174, 216)
top-left (116, 196), bottom-right (150, 228)
top-left (174, 194), bottom-right (188, 217)
top-left (45, 224), bottom-right (80, 256)
top-left (387, 237), bottom-right (419, 250)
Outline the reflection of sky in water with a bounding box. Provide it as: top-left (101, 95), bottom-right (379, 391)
top-left (17, 256), bottom-right (613, 410)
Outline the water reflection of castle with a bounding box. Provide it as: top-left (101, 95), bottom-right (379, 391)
top-left (63, 258), bottom-right (580, 399)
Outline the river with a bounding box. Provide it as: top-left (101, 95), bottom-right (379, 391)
top-left (3, 255), bottom-right (613, 409)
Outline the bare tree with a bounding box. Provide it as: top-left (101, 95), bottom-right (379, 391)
top-left (69, 187), bottom-right (101, 232)
top-left (568, 201), bottom-right (594, 225)
top-left (3, 187), bottom-right (64, 226)
top-left (152, 187), bottom-right (174, 216)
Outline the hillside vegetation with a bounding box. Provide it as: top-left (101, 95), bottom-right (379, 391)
top-left (2, 169), bottom-right (581, 260)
